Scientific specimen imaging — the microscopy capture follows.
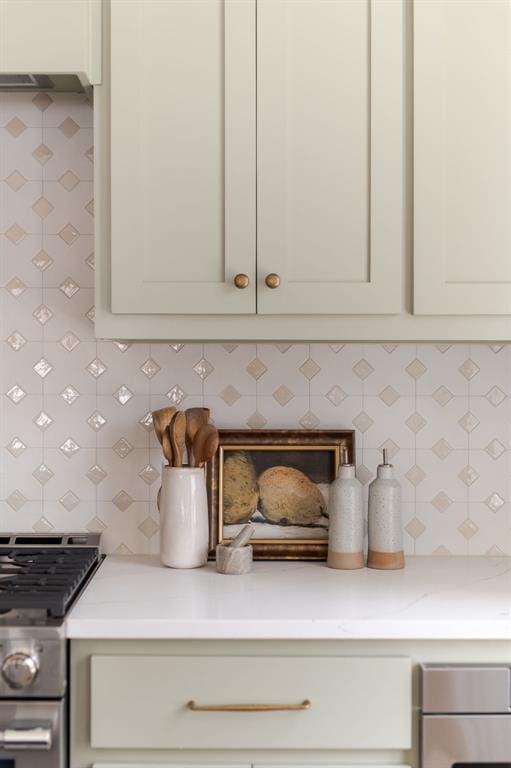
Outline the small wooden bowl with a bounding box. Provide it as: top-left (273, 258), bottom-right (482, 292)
top-left (215, 543), bottom-right (253, 575)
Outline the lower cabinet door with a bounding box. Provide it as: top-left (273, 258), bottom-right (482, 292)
top-left (90, 655), bottom-right (411, 750)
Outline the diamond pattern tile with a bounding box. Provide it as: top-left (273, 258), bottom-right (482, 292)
top-left (5, 116), bottom-right (26, 138)
top-left (352, 411), bottom-right (374, 433)
top-left (60, 331), bottom-right (80, 352)
top-left (61, 385), bottom-right (80, 405)
top-left (32, 196), bottom-right (54, 219)
top-left (139, 465), bottom-right (159, 485)
top-left (33, 304), bottom-right (53, 325)
top-left (87, 410), bottom-right (107, 431)
top-left (299, 410), bottom-right (320, 429)
top-left (32, 143), bottom-right (53, 165)
top-left (326, 385), bottom-right (347, 406)
top-left (5, 223), bottom-right (26, 244)
top-left (273, 385), bottom-right (294, 406)
top-left (458, 465), bottom-right (480, 487)
top-left (6, 437), bottom-right (27, 458)
top-left (1, 93), bottom-right (510, 555)
top-left (458, 518), bottom-right (479, 540)
top-left (459, 358), bottom-right (480, 381)
top-left (432, 491), bottom-right (453, 512)
top-left (405, 464), bottom-right (426, 487)
top-left (139, 516), bottom-right (159, 539)
top-left (112, 438), bottom-right (134, 458)
top-left (59, 277), bottom-right (80, 298)
top-left (113, 491), bottom-right (134, 511)
top-left (86, 464), bottom-right (107, 485)
top-left (352, 358), bottom-right (374, 381)
top-left (485, 385), bottom-right (506, 407)
top-left (405, 411), bottom-right (426, 434)
top-left (406, 358), bottom-right (427, 380)
top-left (33, 411), bottom-right (53, 431)
top-left (485, 439), bottom-right (506, 460)
top-left (6, 277), bottom-right (27, 297)
top-left (33, 358), bottom-right (53, 378)
top-left (167, 385), bottom-right (187, 405)
top-left (33, 464), bottom-right (54, 485)
top-left (458, 411), bottom-right (480, 433)
top-left (86, 358), bottom-right (107, 378)
top-left (60, 438), bottom-right (80, 458)
top-left (140, 358), bottom-right (161, 379)
top-left (220, 385), bottom-right (241, 406)
top-left (6, 170), bottom-right (27, 191)
top-left (379, 385), bottom-right (400, 407)
top-left (485, 492), bottom-right (505, 512)
top-left (6, 331), bottom-right (27, 351)
top-left (405, 517), bottom-right (426, 540)
top-left (59, 491), bottom-right (79, 511)
top-left (246, 358), bottom-right (268, 380)
top-left (32, 250), bottom-right (53, 271)
top-left (113, 386), bottom-right (134, 405)
top-left (246, 410), bottom-right (268, 428)
top-left (6, 385), bottom-right (26, 404)
top-left (432, 385), bottom-right (454, 406)
top-left (299, 358), bottom-right (320, 380)
top-left (59, 116), bottom-right (80, 137)
top-left (432, 438), bottom-right (453, 460)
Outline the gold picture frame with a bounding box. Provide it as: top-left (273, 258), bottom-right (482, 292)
top-left (207, 429), bottom-right (355, 560)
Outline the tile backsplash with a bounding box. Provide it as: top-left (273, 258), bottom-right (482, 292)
top-left (1, 93), bottom-right (510, 555)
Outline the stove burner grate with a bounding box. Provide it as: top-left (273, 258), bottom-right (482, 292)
top-left (0, 547), bottom-right (98, 617)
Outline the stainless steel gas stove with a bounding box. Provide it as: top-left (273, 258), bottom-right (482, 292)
top-left (0, 533), bottom-right (102, 768)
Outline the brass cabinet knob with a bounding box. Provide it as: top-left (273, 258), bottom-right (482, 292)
top-left (265, 273), bottom-right (280, 289)
top-left (233, 273), bottom-right (249, 289)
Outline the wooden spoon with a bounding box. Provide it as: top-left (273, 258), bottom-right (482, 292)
top-left (169, 411), bottom-right (187, 468)
top-left (152, 407), bottom-right (176, 465)
top-left (192, 423), bottom-right (219, 468)
top-left (186, 407), bottom-right (210, 466)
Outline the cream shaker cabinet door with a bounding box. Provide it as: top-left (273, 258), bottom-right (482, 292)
top-left (0, 0), bottom-right (101, 84)
top-left (414, 0), bottom-right (511, 315)
top-left (257, 0), bottom-right (403, 315)
top-left (110, 0), bottom-right (256, 315)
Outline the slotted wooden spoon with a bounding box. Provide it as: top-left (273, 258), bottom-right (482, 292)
top-left (186, 407), bottom-right (210, 466)
top-left (152, 406), bottom-right (176, 465)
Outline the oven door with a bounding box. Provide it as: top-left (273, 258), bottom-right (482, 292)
top-left (0, 701), bottom-right (64, 768)
top-left (422, 714), bottom-right (511, 768)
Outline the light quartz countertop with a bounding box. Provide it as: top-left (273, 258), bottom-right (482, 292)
top-left (66, 555), bottom-right (511, 640)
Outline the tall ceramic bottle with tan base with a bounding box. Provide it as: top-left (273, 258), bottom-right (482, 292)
top-left (327, 447), bottom-right (364, 569)
top-left (367, 448), bottom-right (404, 570)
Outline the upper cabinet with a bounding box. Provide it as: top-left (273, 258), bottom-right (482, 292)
top-left (414, 0), bottom-right (511, 315)
top-left (257, 0), bottom-right (402, 315)
top-left (95, 0), bottom-right (511, 340)
top-left (110, 0), bottom-right (255, 315)
top-left (0, 0), bottom-right (102, 85)
top-left (96, 0), bottom-right (405, 338)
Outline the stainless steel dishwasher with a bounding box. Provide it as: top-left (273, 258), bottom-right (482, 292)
top-left (421, 664), bottom-right (511, 767)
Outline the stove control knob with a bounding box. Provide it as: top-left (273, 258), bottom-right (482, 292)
top-left (1, 653), bottom-right (39, 689)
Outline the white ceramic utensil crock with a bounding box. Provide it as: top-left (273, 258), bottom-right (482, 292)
top-left (158, 466), bottom-right (209, 568)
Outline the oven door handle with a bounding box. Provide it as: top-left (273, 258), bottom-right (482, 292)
top-left (0, 723), bottom-right (52, 750)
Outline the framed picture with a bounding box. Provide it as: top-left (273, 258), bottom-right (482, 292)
top-left (207, 429), bottom-right (355, 560)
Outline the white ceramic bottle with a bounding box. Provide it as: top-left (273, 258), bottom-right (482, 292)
top-left (327, 447), bottom-right (364, 569)
top-left (158, 466), bottom-right (209, 569)
top-left (367, 448), bottom-right (404, 570)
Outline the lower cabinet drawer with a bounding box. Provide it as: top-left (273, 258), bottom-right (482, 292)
top-left (90, 655), bottom-right (411, 750)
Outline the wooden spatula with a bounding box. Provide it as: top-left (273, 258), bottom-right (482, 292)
top-left (169, 411), bottom-right (187, 468)
top-left (152, 407), bottom-right (176, 465)
top-left (192, 423), bottom-right (219, 468)
top-left (185, 407), bottom-right (210, 466)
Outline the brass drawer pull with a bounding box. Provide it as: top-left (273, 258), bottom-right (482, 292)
top-left (187, 699), bottom-right (311, 712)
